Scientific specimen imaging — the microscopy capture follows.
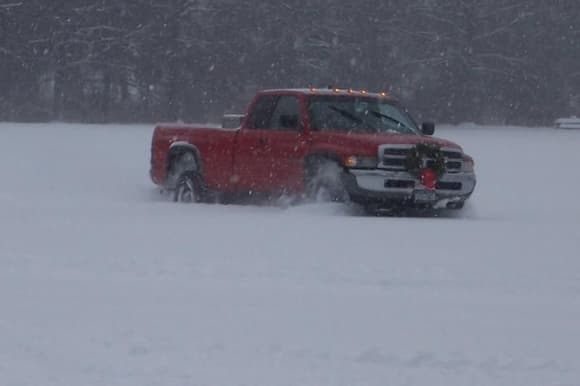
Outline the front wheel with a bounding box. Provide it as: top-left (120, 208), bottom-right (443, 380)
top-left (305, 159), bottom-right (349, 203)
top-left (174, 171), bottom-right (204, 203)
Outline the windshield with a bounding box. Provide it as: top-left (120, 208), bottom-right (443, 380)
top-left (307, 95), bottom-right (420, 135)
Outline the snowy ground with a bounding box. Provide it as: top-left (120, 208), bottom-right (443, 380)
top-left (1, 122), bottom-right (579, 386)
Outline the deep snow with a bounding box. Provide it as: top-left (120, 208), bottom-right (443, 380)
top-left (1, 122), bottom-right (579, 386)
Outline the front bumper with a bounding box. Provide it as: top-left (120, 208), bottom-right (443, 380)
top-left (343, 168), bottom-right (476, 208)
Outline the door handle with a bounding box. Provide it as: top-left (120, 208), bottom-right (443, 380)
top-left (258, 137), bottom-right (268, 146)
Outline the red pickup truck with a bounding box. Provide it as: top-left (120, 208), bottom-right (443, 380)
top-left (150, 88), bottom-right (476, 211)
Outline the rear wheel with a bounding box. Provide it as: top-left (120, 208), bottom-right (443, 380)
top-left (174, 171), bottom-right (204, 203)
top-left (168, 151), bottom-right (198, 189)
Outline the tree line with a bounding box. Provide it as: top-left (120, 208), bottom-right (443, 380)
top-left (1, 1), bottom-right (579, 125)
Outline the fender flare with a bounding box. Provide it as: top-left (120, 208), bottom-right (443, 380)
top-left (167, 141), bottom-right (203, 175)
top-left (304, 152), bottom-right (343, 170)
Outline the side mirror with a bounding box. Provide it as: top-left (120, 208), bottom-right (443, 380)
top-left (421, 122), bottom-right (435, 135)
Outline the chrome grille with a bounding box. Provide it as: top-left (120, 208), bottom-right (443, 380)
top-left (378, 145), bottom-right (463, 173)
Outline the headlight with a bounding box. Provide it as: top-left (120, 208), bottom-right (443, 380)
top-left (462, 157), bottom-right (474, 172)
top-left (343, 155), bottom-right (377, 169)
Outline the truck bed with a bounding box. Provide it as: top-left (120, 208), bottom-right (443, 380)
top-left (150, 124), bottom-right (238, 189)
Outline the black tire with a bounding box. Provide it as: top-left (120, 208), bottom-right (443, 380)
top-left (168, 151), bottom-right (198, 189)
top-left (173, 171), bottom-right (204, 203)
top-left (305, 159), bottom-right (349, 203)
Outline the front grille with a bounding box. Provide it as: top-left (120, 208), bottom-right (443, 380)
top-left (383, 148), bottom-right (411, 156)
top-left (442, 150), bottom-right (463, 173)
top-left (378, 145), bottom-right (463, 173)
top-left (380, 145), bottom-right (410, 171)
top-left (446, 161), bottom-right (462, 170)
top-left (442, 150), bottom-right (462, 159)
top-left (382, 157), bottom-right (406, 168)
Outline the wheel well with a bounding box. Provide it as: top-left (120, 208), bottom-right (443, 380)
top-left (304, 152), bottom-right (343, 172)
top-left (167, 145), bottom-right (202, 175)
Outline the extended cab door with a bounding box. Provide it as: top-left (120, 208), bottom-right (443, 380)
top-left (234, 94), bottom-right (310, 193)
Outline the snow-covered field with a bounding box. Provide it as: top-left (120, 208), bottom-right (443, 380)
top-left (1, 122), bottom-right (579, 386)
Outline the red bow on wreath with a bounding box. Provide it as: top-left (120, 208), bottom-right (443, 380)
top-left (421, 168), bottom-right (437, 190)
top-left (405, 143), bottom-right (446, 189)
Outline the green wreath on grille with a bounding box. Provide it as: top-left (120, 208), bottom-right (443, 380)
top-left (405, 143), bottom-right (446, 179)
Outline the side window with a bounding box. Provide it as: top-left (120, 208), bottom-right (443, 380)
top-left (269, 96), bottom-right (301, 131)
top-left (246, 95), bottom-right (278, 129)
